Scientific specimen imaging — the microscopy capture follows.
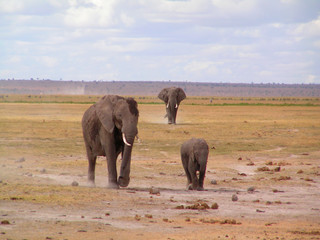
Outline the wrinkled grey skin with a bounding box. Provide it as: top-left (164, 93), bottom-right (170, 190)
top-left (180, 138), bottom-right (209, 191)
top-left (158, 87), bottom-right (186, 124)
top-left (82, 95), bottom-right (139, 189)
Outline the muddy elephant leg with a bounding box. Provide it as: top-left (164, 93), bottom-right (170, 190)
top-left (105, 150), bottom-right (119, 189)
top-left (88, 155), bottom-right (97, 186)
top-left (188, 157), bottom-right (199, 190)
top-left (181, 156), bottom-right (192, 189)
top-left (85, 143), bottom-right (97, 186)
top-left (172, 107), bottom-right (177, 125)
top-left (105, 141), bottom-right (119, 189)
top-left (198, 170), bottom-right (205, 191)
top-left (99, 130), bottom-right (119, 189)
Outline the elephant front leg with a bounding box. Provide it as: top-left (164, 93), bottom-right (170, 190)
top-left (106, 153), bottom-right (119, 189)
top-left (104, 138), bottom-right (119, 189)
top-left (88, 156), bottom-right (97, 187)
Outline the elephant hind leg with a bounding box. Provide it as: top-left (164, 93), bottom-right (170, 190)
top-left (181, 156), bottom-right (192, 188)
top-left (197, 170), bottom-right (205, 191)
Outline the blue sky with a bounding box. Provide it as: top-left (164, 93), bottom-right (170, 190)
top-left (0, 0), bottom-right (319, 83)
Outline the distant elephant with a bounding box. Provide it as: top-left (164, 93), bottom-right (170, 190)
top-left (158, 87), bottom-right (186, 124)
top-left (180, 138), bottom-right (209, 191)
top-left (82, 95), bottom-right (139, 189)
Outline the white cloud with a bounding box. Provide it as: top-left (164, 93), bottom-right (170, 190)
top-left (0, 0), bottom-right (319, 83)
top-left (37, 56), bottom-right (58, 68)
top-left (293, 15), bottom-right (320, 37)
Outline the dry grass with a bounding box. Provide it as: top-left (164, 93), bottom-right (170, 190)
top-left (1, 95), bottom-right (320, 240)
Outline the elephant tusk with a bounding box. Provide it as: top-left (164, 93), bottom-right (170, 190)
top-left (166, 103), bottom-right (169, 108)
top-left (122, 133), bottom-right (132, 146)
top-left (175, 104), bottom-right (178, 108)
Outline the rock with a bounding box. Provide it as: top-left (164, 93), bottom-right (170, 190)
top-left (211, 203), bottom-right (219, 209)
top-left (247, 186), bottom-right (255, 192)
top-left (186, 201), bottom-right (210, 210)
top-left (273, 166), bottom-right (281, 172)
top-left (149, 187), bottom-right (160, 195)
top-left (210, 179), bottom-right (217, 185)
top-left (16, 157), bottom-right (25, 163)
top-left (232, 194), bottom-right (238, 202)
top-left (1, 220), bottom-right (10, 225)
top-left (175, 205), bottom-right (185, 209)
top-left (257, 166), bottom-right (270, 172)
top-left (40, 168), bottom-right (47, 174)
top-left (247, 161), bottom-right (255, 166)
top-left (71, 181), bottom-right (79, 186)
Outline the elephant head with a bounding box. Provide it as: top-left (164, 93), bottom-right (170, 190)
top-left (158, 87), bottom-right (186, 124)
top-left (83, 95), bottom-right (139, 188)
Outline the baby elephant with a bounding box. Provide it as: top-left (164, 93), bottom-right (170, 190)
top-left (180, 138), bottom-right (209, 191)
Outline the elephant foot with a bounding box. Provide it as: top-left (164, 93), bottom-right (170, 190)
top-left (107, 182), bottom-right (120, 189)
top-left (87, 180), bottom-right (96, 188)
top-left (187, 184), bottom-right (193, 190)
top-left (197, 187), bottom-right (205, 191)
top-left (118, 176), bottom-right (130, 188)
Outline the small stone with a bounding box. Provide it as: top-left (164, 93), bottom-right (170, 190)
top-left (1, 220), bottom-right (10, 225)
top-left (211, 203), bottom-right (219, 209)
top-left (149, 187), bottom-right (160, 195)
top-left (273, 167), bottom-right (281, 172)
top-left (40, 168), bottom-right (47, 174)
top-left (71, 181), bottom-right (79, 186)
top-left (232, 194), bottom-right (238, 202)
top-left (257, 166), bottom-right (270, 172)
top-left (247, 161), bottom-right (255, 166)
top-left (16, 157), bottom-right (25, 163)
top-left (175, 205), bottom-right (184, 209)
top-left (247, 186), bottom-right (255, 192)
top-left (210, 179), bottom-right (217, 185)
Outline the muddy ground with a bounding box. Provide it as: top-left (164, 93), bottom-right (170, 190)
top-left (1, 153), bottom-right (320, 240)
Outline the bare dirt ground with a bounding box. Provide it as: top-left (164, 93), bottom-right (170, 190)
top-left (1, 101), bottom-right (320, 240)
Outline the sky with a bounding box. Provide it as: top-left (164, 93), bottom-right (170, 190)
top-left (0, 0), bottom-right (320, 84)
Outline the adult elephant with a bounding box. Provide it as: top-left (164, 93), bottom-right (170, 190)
top-left (180, 138), bottom-right (209, 191)
top-left (158, 87), bottom-right (186, 124)
top-left (82, 95), bottom-right (139, 189)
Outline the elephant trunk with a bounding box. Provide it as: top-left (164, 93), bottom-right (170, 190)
top-left (168, 98), bottom-right (178, 124)
top-left (118, 133), bottom-right (135, 187)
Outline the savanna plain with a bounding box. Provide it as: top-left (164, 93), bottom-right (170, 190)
top-left (0, 95), bottom-right (320, 240)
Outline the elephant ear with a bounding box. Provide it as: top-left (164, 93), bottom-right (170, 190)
top-left (95, 95), bottom-right (115, 133)
top-left (158, 88), bottom-right (169, 103)
top-left (176, 88), bottom-right (186, 104)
